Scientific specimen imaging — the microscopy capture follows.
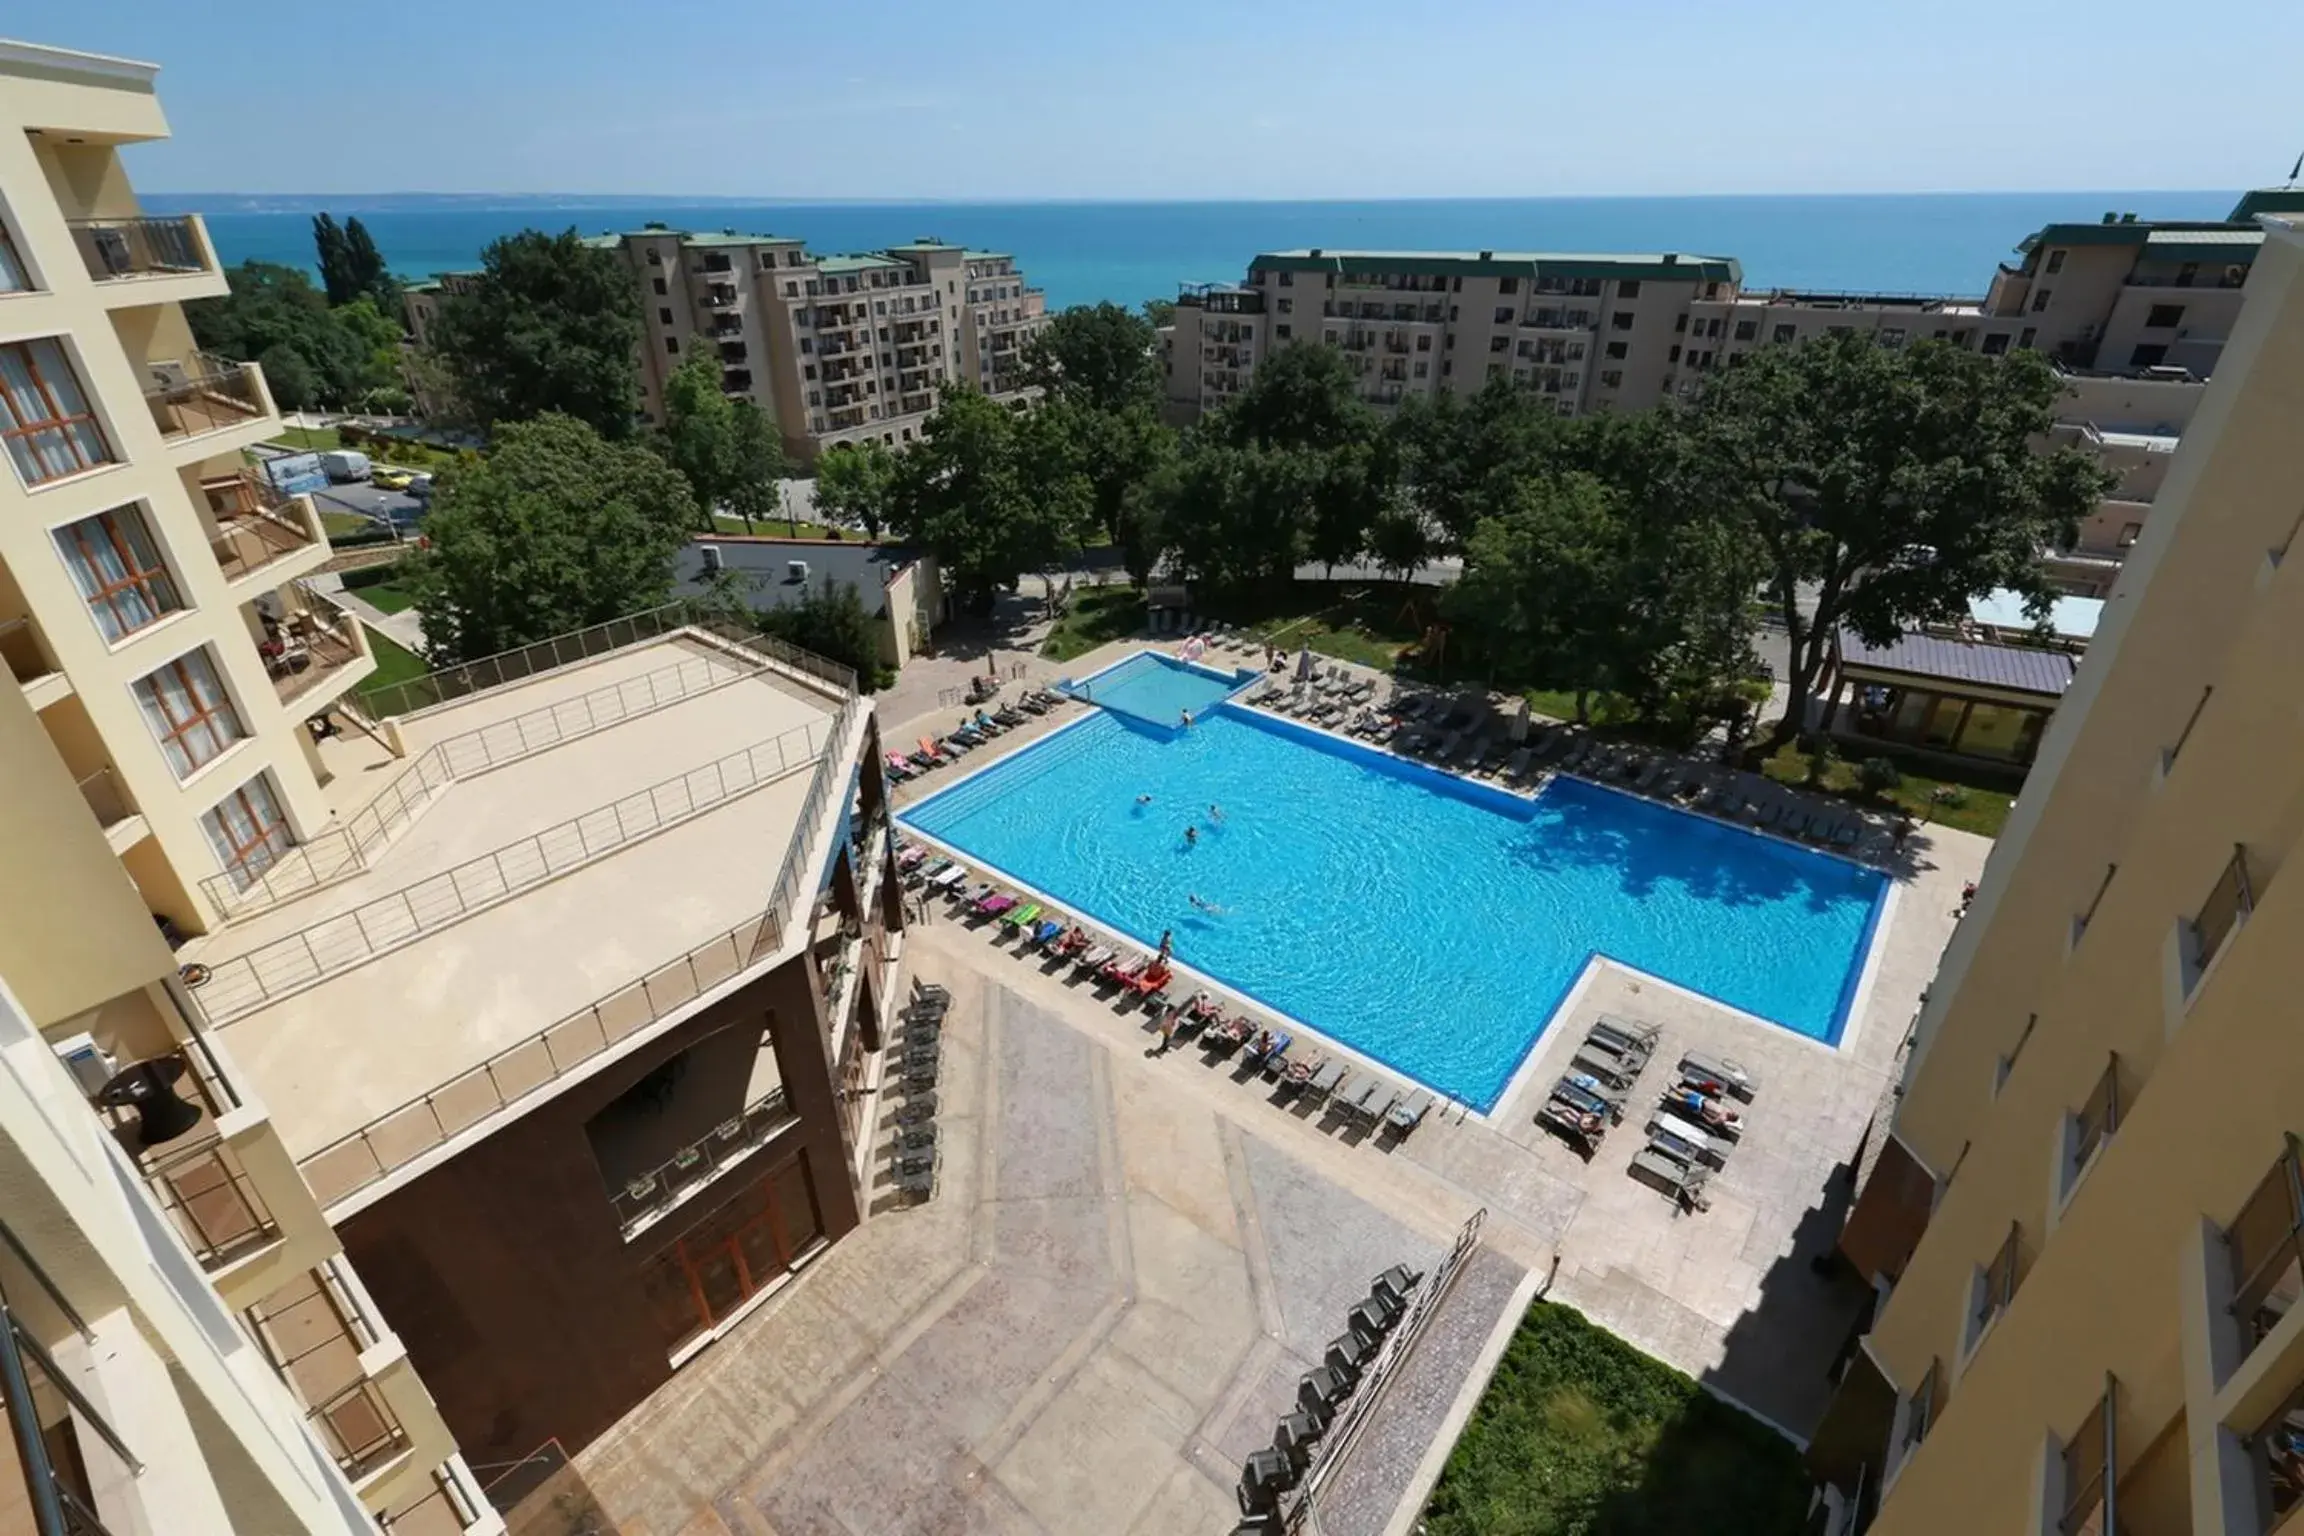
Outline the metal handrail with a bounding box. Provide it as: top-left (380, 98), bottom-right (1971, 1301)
top-left (143, 352), bottom-right (265, 439)
top-left (195, 712), bottom-right (840, 1022)
top-left (66, 215), bottom-right (207, 281)
top-left (297, 695), bottom-right (861, 1209)
top-left (611, 1087), bottom-right (795, 1233)
top-left (201, 627), bottom-right (795, 918)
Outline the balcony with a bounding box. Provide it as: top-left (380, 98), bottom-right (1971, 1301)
top-left (66, 214), bottom-right (217, 292)
top-left (379, 1459), bottom-right (498, 1535)
top-left (1, 614), bottom-right (71, 709)
top-left (709, 315), bottom-right (742, 338)
top-left (76, 766), bottom-right (148, 854)
top-left (0, 1216), bottom-right (141, 1536)
top-left (254, 580), bottom-right (374, 711)
top-left (142, 353), bottom-right (273, 451)
top-left (198, 469), bottom-right (324, 587)
top-left (608, 1088), bottom-right (796, 1238)
top-left (704, 285), bottom-right (738, 308)
top-left (898, 391), bottom-right (934, 413)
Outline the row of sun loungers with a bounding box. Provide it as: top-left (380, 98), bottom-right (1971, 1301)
top-left (1527, 1015), bottom-right (1762, 1214)
top-left (882, 690), bottom-right (1071, 786)
top-left (1182, 999), bottom-right (1435, 1139)
top-left (883, 981), bottom-right (951, 1202)
top-left (1238, 1262), bottom-right (1426, 1523)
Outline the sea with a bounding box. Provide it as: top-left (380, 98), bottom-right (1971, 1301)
top-left (144, 192), bottom-right (2242, 311)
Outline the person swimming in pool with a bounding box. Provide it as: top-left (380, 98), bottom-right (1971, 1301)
top-left (1189, 892), bottom-right (1229, 915)
top-left (1208, 803), bottom-right (1223, 822)
top-left (1184, 825), bottom-right (1198, 845)
top-left (1136, 793), bottom-right (1153, 805)
top-left (1179, 708), bottom-right (1194, 727)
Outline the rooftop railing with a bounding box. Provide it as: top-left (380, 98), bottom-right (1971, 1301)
top-left (357, 602), bottom-right (854, 720)
top-left (67, 215), bottom-right (209, 282)
top-left (193, 711), bottom-right (841, 1022)
top-left (297, 693), bottom-right (862, 1210)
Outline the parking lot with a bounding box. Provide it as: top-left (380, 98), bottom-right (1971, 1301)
top-left (313, 482), bottom-right (425, 530)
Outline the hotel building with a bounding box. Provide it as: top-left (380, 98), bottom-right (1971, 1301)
top-left (405, 234), bottom-right (1048, 465)
top-left (1807, 211), bottom-right (2304, 1535)
top-left (0, 38), bottom-right (493, 1532)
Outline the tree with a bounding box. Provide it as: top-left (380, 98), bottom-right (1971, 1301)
top-left (724, 404), bottom-right (789, 534)
top-left (1369, 506), bottom-right (1431, 583)
top-left (312, 214), bottom-right (355, 306)
top-left (1141, 298), bottom-right (1176, 330)
top-left (187, 261), bottom-right (397, 411)
top-left (742, 578), bottom-right (890, 690)
top-left (658, 352), bottom-right (737, 530)
top-left (814, 440), bottom-right (901, 540)
top-left (892, 388), bottom-right (1091, 611)
top-left (1689, 333), bottom-right (2112, 748)
top-left (1391, 375), bottom-right (1562, 554)
top-left (1450, 473), bottom-right (1636, 722)
top-left (406, 413), bottom-right (695, 663)
top-left (1151, 439), bottom-right (1315, 592)
top-left (428, 228), bottom-right (642, 439)
top-left (1219, 341), bottom-right (1371, 452)
top-left (341, 216), bottom-right (395, 309)
top-left (1020, 301), bottom-right (1161, 414)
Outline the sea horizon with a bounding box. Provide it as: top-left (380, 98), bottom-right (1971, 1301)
top-left (148, 189), bottom-right (2246, 312)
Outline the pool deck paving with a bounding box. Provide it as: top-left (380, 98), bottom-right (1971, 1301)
top-left (562, 641), bottom-right (1988, 1536)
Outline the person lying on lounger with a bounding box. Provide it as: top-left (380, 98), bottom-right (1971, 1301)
top-left (1668, 1088), bottom-right (1742, 1129)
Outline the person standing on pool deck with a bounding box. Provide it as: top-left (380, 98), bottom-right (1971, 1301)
top-left (1158, 930), bottom-right (1174, 962)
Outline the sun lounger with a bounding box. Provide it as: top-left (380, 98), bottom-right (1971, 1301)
top-left (1571, 1045), bottom-right (1641, 1090)
top-left (1128, 961), bottom-right (1174, 999)
top-left (1099, 953), bottom-right (1148, 986)
top-left (910, 856), bottom-right (953, 886)
top-left (1554, 1075), bottom-right (1624, 1122)
top-left (1386, 1089), bottom-right (1434, 1135)
top-left (973, 893), bottom-right (1019, 919)
top-left (1209, 1014), bottom-right (1256, 1052)
top-left (1355, 1079), bottom-right (1402, 1126)
top-left (1499, 746), bottom-right (1533, 783)
top-left (956, 881), bottom-right (993, 907)
top-left (1255, 1032), bottom-right (1296, 1076)
top-left (1680, 1051), bottom-right (1758, 1100)
top-left (1650, 1111), bottom-right (1728, 1166)
top-left (1076, 944), bottom-right (1116, 973)
top-left (927, 864), bottom-right (968, 891)
top-left (1308, 1058), bottom-right (1348, 1099)
top-left (1002, 901), bottom-right (1042, 931)
top-left (1833, 820), bottom-right (1861, 848)
top-left (1631, 1146), bottom-right (1709, 1210)
top-left (1539, 1093), bottom-right (1608, 1150)
top-left (1591, 1015), bottom-right (1660, 1054)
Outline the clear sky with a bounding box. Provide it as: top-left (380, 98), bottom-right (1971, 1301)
top-left (30, 0), bottom-right (2303, 198)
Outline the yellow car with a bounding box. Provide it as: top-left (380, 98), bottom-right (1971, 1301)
top-left (371, 466), bottom-right (414, 491)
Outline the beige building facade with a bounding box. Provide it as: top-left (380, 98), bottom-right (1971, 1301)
top-left (1809, 211), bottom-right (2304, 1536)
top-left (406, 234), bottom-right (1048, 466)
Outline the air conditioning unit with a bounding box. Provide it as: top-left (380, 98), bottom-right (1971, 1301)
top-left (52, 1032), bottom-right (116, 1097)
top-left (786, 559), bottom-right (810, 584)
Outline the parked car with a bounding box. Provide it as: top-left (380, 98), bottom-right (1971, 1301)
top-left (318, 449), bottom-right (371, 483)
top-left (371, 465), bottom-right (414, 491)
top-left (404, 473), bottom-right (434, 502)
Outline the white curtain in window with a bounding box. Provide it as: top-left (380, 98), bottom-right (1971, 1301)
top-left (0, 223), bottom-right (27, 293)
top-left (0, 339), bottom-right (107, 484)
top-left (58, 509), bottom-right (180, 642)
top-left (134, 650), bottom-right (242, 778)
top-left (201, 776), bottom-right (292, 890)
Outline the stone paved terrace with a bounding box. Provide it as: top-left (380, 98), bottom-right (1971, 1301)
top-left (564, 946), bottom-right (1533, 1536)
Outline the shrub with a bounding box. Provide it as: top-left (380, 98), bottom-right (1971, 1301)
top-left (1859, 756), bottom-right (1903, 798)
top-left (1805, 735), bottom-right (1841, 786)
top-left (340, 562), bottom-right (408, 591)
top-left (1931, 783), bottom-right (1970, 809)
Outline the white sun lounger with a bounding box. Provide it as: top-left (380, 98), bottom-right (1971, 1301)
top-left (1680, 1050), bottom-right (1758, 1100)
top-left (1386, 1089), bottom-right (1435, 1135)
top-left (1650, 1111), bottom-right (1728, 1165)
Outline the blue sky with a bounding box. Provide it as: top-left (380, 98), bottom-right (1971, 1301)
top-left (35, 0), bottom-right (2303, 198)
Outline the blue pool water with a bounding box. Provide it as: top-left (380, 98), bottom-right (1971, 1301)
top-left (903, 700), bottom-right (1887, 1110)
top-left (1063, 652), bottom-right (1247, 730)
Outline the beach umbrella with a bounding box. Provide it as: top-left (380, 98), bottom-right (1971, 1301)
top-left (1510, 698), bottom-right (1531, 743)
top-left (1296, 645), bottom-right (1314, 681)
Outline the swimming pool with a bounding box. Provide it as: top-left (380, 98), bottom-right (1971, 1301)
top-left (902, 692), bottom-right (1888, 1110)
top-left (1061, 650), bottom-right (1247, 730)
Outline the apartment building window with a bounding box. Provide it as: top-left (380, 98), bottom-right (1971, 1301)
top-left (0, 211), bottom-right (28, 291)
top-left (646, 249), bottom-right (661, 265)
top-left (2145, 303), bottom-right (2185, 330)
top-left (2044, 248), bottom-right (2067, 275)
top-left (640, 1159), bottom-right (823, 1356)
top-left (659, 307), bottom-right (673, 325)
top-left (1610, 312), bottom-right (1634, 332)
top-left (665, 337), bottom-right (679, 354)
top-left (2130, 344), bottom-right (2168, 369)
top-left (1275, 297), bottom-right (1292, 314)
top-left (1277, 271), bottom-right (1293, 286)
top-left (134, 648), bottom-right (244, 778)
top-left (652, 277), bottom-right (667, 296)
top-left (804, 364), bottom-right (817, 380)
top-left (1, 337), bottom-right (112, 486)
top-left (1488, 336), bottom-right (1510, 353)
top-left (2249, 1376), bottom-right (2304, 1528)
top-left (1413, 362), bottom-right (1427, 378)
top-left (1275, 324), bottom-right (1292, 340)
top-left (202, 773), bottom-right (293, 891)
top-left (1734, 320), bottom-right (1757, 341)
top-left (2068, 1055), bottom-right (2120, 1188)
top-left (2019, 327), bottom-right (2038, 350)
top-left (1895, 1359), bottom-right (1942, 1467)
top-left (1674, 314), bottom-right (1689, 333)
top-left (1498, 278), bottom-right (1517, 294)
top-left (1668, 345), bottom-right (1681, 364)
top-left (1617, 280), bottom-right (1641, 298)
top-left (1772, 324), bottom-right (1795, 345)
top-left (1599, 369), bottom-right (1622, 389)
top-left (1606, 341), bottom-right (1628, 360)
top-left (1493, 306), bottom-right (1513, 324)
top-left (1967, 1223), bottom-right (2020, 1354)
top-left (1881, 328), bottom-right (1906, 348)
top-left (55, 505), bottom-right (183, 642)
top-left (1981, 333), bottom-right (2010, 356)
top-left (2186, 845), bottom-right (2255, 993)
top-left (2031, 289), bottom-right (2054, 313)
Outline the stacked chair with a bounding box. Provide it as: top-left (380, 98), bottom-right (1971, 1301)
top-left (889, 982), bottom-right (947, 1201)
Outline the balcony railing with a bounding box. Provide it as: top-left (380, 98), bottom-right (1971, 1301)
top-left (97, 1045), bottom-right (281, 1273)
top-left (67, 215), bottom-right (210, 283)
top-left (144, 353), bottom-right (268, 441)
top-left (203, 472), bottom-right (321, 582)
top-left (193, 710), bottom-right (843, 1022)
top-left (297, 693), bottom-right (861, 1210)
top-left (379, 1461), bottom-right (490, 1535)
top-left (610, 1087), bottom-right (795, 1235)
top-left (244, 1261), bottom-right (411, 1483)
top-left (2229, 1138), bottom-right (2304, 1355)
top-left (265, 581), bottom-right (367, 706)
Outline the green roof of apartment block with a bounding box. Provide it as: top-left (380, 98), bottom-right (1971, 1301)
top-left (2228, 188), bottom-right (2304, 222)
top-left (680, 231), bottom-right (792, 248)
top-left (1246, 249), bottom-right (1740, 283)
top-left (888, 240), bottom-right (963, 252)
top-left (2016, 218), bottom-right (2255, 253)
top-left (817, 253), bottom-right (906, 272)
top-left (964, 249), bottom-right (1010, 261)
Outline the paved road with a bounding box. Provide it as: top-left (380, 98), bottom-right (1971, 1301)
top-left (313, 483), bottom-right (425, 531)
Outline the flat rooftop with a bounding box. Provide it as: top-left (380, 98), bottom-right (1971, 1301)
top-left (199, 635), bottom-right (847, 1164)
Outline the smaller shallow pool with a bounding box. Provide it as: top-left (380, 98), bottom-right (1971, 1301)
top-left (1063, 651), bottom-right (1245, 731)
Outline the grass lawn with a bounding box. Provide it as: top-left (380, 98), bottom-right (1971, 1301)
top-left (1041, 584), bottom-right (1147, 662)
top-left (1758, 738), bottom-right (2015, 838)
top-left (357, 629), bottom-right (430, 713)
top-left (354, 582), bottom-right (418, 616)
top-left (319, 510), bottom-right (375, 539)
top-left (708, 514), bottom-right (848, 539)
top-left (1199, 580), bottom-right (1436, 672)
top-left (266, 425), bottom-right (462, 472)
top-left (1422, 1303), bottom-right (1810, 1536)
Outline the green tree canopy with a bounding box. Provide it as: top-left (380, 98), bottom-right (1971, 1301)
top-left (312, 214), bottom-right (354, 306)
top-left (891, 388), bottom-right (1090, 611)
top-left (1390, 375), bottom-right (1563, 554)
top-left (723, 403), bottom-right (789, 534)
top-left (186, 261), bottom-right (397, 412)
top-left (734, 577), bottom-right (889, 690)
top-left (428, 228), bottom-right (642, 439)
top-left (407, 413), bottom-right (695, 663)
top-left (1689, 333), bottom-right (2112, 745)
top-left (1020, 301), bottom-right (1161, 414)
top-left (1218, 341), bottom-right (1373, 452)
top-left (341, 216), bottom-right (395, 308)
top-left (658, 351), bottom-right (738, 531)
top-left (1141, 298), bottom-right (1176, 329)
top-left (813, 440), bottom-right (901, 540)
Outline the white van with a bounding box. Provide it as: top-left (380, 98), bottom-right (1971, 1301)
top-left (318, 449), bottom-right (372, 483)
